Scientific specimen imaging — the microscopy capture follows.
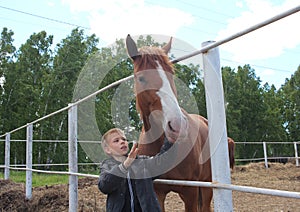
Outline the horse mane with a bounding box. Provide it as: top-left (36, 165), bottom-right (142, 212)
top-left (133, 46), bottom-right (174, 74)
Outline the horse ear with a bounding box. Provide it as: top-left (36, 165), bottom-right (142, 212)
top-left (126, 34), bottom-right (139, 60)
top-left (162, 37), bottom-right (172, 54)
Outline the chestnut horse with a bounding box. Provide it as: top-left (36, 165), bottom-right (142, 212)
top-left (126, 35), bottom-right (234, 212)
top-left (228, 137), bottom-right (235, 169)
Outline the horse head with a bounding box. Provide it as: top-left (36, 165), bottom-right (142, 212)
top-left (126, 35), bottom-right (188, 150)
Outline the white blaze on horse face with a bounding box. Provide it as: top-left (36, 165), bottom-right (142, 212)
top-left (155, 63), bottom-right (187, 141)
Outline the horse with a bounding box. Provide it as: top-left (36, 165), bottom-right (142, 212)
top-left (126, 34), bottom-right (234, 212)
top-left (228, 137), bottom-right (235, 169)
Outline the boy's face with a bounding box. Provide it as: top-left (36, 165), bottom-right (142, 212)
top-left (105, 132), bottom-right (129, 156)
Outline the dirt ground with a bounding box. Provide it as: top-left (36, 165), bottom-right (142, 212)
top-left (0, 162), bottom-right (299, 212)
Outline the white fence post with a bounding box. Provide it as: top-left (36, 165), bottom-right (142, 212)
top-left (263, 142), bottom-right (268, 168)
top-left (68, 104), bottom-right (78, 212)
top-left (26, 123), bottom-right (33, 199)
top-left (4, 133), bottom-right (10, 180)
top-left (202, 41), bottom-right (233, 211)
top-left (294, 142), bottom-right (299, 167)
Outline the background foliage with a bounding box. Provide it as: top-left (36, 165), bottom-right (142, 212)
top-left (0, 28), bottom-right (299, 169)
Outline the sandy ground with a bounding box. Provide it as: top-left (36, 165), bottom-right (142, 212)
top-left (0, 162), bottom-right (299, 211)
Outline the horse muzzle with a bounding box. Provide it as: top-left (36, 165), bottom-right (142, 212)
top-left (165, 115), bottom-right (188, 142)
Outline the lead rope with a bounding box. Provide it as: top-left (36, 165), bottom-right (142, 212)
top-left (127, 171), bottom-right (134, 212)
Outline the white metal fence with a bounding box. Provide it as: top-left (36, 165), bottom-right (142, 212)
top-left (1, 115), bottom-right (300, 210)
top-left (1, 4), bottom-right (300, 211)
top-left (235, 141), bottom-right (299, 168)
top-left (1, 140), bottom-right (298, 169)
top-left (1, 136), bottom-right (300, 208)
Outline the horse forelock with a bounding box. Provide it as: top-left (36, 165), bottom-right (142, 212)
top-left (134, 46), bottom-right (174, 74)
top-left (134, 46), bottom-right (176, 120)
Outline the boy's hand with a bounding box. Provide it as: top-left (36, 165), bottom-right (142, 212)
top-left (123, 143), bottom-right (139, 169)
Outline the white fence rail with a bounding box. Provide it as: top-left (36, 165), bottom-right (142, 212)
top-left (1, 140), bottom-right (299, 169)
top-left (0, 4), bottom-right (300, 211)
top-left (235, 141), bottom-right (300, 167)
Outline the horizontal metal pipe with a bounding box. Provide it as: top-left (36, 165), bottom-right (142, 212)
top-left (4, 166), bottom-right (299, 199)
top-left (154, 179), bottom-right (300, 199)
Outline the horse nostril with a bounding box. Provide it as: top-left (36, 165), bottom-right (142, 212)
top-left (168, 121), bottom-right (175, 132)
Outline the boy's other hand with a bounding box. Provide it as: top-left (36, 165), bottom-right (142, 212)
top-left (123, 143), bottom-right (139, 168)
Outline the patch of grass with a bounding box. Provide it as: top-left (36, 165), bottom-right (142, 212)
top-left (0, 170), bottom-right (69, 187)
top-left (32, 173), bottom-right (69, 187)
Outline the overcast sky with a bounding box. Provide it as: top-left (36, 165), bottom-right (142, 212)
top-left (0, 0), bottom-right (299, 88)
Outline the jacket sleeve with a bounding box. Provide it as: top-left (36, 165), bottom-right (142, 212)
top-left (98, 159), bottom-right (127, 194)
top-left (131, 137), bottom-right (177, 179)
top-left (159, 137), bottom-right (174, 154)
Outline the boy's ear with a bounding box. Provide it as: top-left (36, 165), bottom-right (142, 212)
top-left (104, 146), bottom-right (112, 155)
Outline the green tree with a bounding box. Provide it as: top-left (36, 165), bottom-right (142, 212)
top-left (261, 83), bottom-right (287, 141)
top-left (261, 83), bottom-right (290, 159)
top-left (0, 28), bottom-right (17, 133)
top-left (0, 27), bottom-right (16, 165)
top-left (1, 28), bottom-right (297, 168)
top-left (281, 65), bottom-right (300, 142)
top-left (41, 28), bottom-right (99, 169)
top-left (222, 66), bottom-right (241, 139)
top-left (175, 63), bottom-right (206, 116)
top-left (95, 39), bottom-right (137, 139)
top-left (0, 28), bottom-right (99, 169)
top-left (222, 65), bottom-right (266, 160)
top-left (1, 30), bottom-right (53, 165)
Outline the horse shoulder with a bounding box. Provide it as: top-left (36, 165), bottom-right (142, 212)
top-left (187, 114), bottom-right (209, 132)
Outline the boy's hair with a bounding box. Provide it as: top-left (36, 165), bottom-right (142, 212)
top-left (101, 128), bottom-right (125, 151)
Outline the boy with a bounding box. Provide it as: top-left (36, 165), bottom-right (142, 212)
top-left (98, 128), bottom-right (175, 212)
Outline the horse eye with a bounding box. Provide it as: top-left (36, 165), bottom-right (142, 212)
top-left (138, 76), bottom-right (146, 84)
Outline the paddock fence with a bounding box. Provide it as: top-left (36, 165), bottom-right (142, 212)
top-left (1, 4), bottom-right (300, 212)
top-left (0, 140), bottom-right (299, 170)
